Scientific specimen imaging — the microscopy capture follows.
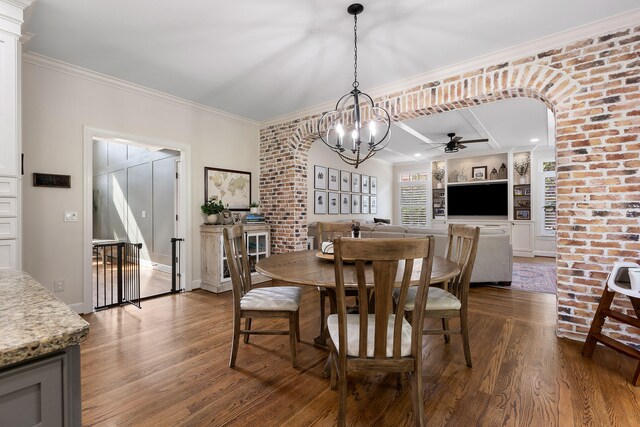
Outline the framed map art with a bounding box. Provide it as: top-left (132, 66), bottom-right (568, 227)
top-left (205, 167), bottom-right (251, 211)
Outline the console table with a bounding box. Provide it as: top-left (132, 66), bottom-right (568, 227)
top-left (200, 223), bottom-right (271, 293)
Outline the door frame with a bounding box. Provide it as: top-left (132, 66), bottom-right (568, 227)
top-left (82, 126), bottom-right (192, 313)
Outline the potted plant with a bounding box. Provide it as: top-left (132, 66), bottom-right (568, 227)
top-left (201, 197), bottom-right (225, 224)
top-left (432, 166), bottom-right (445, 188)
top-left (514, 154), bottom-right (530, 184)
top-left (249, 201), bottom-right (261, 214)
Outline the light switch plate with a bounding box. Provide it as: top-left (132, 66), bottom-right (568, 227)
top-left (64, 211), bottom-right (78, 222)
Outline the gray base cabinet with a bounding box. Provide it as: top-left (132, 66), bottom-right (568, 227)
top-left (0, 346), bottom-right (81, 427)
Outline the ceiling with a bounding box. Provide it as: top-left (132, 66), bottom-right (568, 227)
top-left (374, 97), bottom-right (553, 164)
top-left (24, 0), bottom-right (640, 122)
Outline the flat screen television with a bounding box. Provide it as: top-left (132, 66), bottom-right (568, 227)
top-left (447, 182), bottom-right (508, 216)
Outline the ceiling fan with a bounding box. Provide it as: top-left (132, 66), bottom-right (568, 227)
top-left (426, 133), bottom-right (489, 153)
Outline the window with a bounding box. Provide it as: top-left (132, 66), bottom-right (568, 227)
top-left (540, 161), bottom-right (556, 236)
top-left (399, 172), bottom-right (428, 226)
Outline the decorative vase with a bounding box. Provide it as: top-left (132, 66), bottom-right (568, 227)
top-left (207, 214), bottom-right (218, 224)
top-left (490, 168), bottom-right (498, 180)
top-left (498, 163), bottom-right (507, 179)
top-left (250, 207), bottom-right (260, 214)
top-left (629, 268), bottom-right (640, 292)
top-left (436, 182), bottom-right (443, 189)
top-left (519, 176), bottom-right (527, 184)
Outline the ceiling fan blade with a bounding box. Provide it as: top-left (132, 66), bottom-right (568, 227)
top-left (458, 144), bottom-right (467, 149)
top-left (460, 138), bottom-right (489, 144)
top-left (452, 136), bottom-right (463, 143)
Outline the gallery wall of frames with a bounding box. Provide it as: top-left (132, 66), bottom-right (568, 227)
top-left (313, 165), bottom-right (378, 215)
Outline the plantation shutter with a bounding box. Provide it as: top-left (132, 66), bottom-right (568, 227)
top-left (543, 175), bottom-right (556, 233)
top-left (400, 184), bottom-right (428, 226)
top-left (540, 161), bottom-right (556, 236)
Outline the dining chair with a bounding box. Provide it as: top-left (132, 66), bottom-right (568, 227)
top-left (223, 225), bottom-right (302, 368)
top-left (316, 222), bottom-right (360, 334)
top-left (395, 224), bottom-right (480, 368)
top-left (328, 236), bottom-right (435, 427)
top-left (582, 261), bottom-right (640, 385)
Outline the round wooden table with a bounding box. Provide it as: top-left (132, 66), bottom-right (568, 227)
top-left (256, 250), bottom-right (460, 288)
top-left (256, 250), bottom-right (461, 348)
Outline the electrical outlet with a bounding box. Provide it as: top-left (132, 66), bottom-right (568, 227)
top-left (54, 280), bottom-right (65, 292)
top-left (64, 211), bottom-right (78, 222)
top-left (141, 210), bottom-right (146, 218)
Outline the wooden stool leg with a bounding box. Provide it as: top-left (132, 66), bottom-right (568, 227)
top-left (582, 285), bottom-right (616, 357)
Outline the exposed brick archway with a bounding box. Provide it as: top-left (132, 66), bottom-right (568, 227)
top-left (260, 27), bottom-right (640, 345)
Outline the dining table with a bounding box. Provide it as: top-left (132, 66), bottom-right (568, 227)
top-left (256, 249), bottom-right (461, 347)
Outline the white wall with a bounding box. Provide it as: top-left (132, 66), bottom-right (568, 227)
top-left (21, 58), bottom-right (259, 308)
top-left (306, 140), bottom-right (393, 224)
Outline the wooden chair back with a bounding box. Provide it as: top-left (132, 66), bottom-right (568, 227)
top-left (333, 236), bottom-right (435, 359)
top-left (223, 225), bottom-right (252, 310)
top-left (444, 224), bottom-right (480, 302)
top-left (317, 222), bottom-right (357, 247)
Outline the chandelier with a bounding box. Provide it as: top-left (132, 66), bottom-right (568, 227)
top-left (318, 3), bottom-right (391, 169)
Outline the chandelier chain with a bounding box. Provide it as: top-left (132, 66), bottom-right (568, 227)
top-left (353, 14), bottom-right (358, 89)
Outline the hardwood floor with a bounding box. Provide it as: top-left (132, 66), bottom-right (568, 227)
top-left (81, 286), bottom-right (640, 426)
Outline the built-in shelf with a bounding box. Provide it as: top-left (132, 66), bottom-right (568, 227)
top-left (447, 179), bottom-right (508, 186)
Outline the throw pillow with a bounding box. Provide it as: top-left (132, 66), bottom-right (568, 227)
top-left (373, 217), bottom-right (391, 224)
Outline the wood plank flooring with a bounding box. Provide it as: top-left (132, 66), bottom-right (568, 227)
top-left (81, 286), bottom-right (640, 426)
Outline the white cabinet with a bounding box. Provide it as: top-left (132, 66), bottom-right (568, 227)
top-left (0, 32), bottom-right (18, 177)
top-left (512, 221), bottom-right (534, 257)
top-left (201, 224), bottom-right (271, 293)
top-left (0, 178), bottom-right (17, 270)
top-left (0, 11), bottom-right (23, 271)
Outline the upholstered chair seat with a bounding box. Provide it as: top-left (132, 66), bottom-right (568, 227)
top-left (240, 287), bottom-right (302, 311)
top-left (327, 313), bottom-right (412, 357)
top-left (396, 286), bottom-right (462, 311)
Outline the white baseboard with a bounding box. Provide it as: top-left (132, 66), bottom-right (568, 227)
top-left (191, 279), bottom-right (201, 289)
top-left (68, 302), bottom-right (84, 314)
top-left (534, 250), bottom-right (556, 257)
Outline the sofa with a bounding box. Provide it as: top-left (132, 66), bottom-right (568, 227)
top-left (308, 221), bottom-right (512, 285)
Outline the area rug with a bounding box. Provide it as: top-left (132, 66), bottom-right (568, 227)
top-left (510, 262), bottom-right (557, 294)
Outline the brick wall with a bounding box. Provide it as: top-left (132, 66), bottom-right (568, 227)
top-left (260, 25), bottom-right (640, 345)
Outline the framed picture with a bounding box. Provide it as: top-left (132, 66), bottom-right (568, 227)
top-left (362, 195), bottom-right (370, 214)
top-left (361, 175), bottom-right (369, 194)
top-left (352, 194), bottom-right (361, 214)
top-left (314, 165), bottom-right (327, 189)
top-left (370, 176), bottom-right (377, 194)
top-left (352, 173), bottom-right (361, 193)
top-left (472, 166), bottom-right (487, 180)
top-left (514, 185), bottom-right (529, 196)
top-left (340, 193), bottom-right (351, 214)
top-left (205, 167), bottom-right (251, 211)
top-left (328, 168), bottom-right (339, 191)
top-left (328, 192), bottom-right (339, 214)
top-left (515, 209), bottom-right (530, 220)
top-left (370, 196), bottom-right (377, 214)
top-left (340, 170), bottom-right (351, 192)
top-left (314, 191), bottom-right (327, 214)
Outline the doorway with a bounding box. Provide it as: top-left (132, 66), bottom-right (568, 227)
top-left (82, 128), bottom-right (191, 313)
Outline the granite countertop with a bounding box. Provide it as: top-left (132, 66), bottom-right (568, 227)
top-left (0, 270), bottom-right (89, 368)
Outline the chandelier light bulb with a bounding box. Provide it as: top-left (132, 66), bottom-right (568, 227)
top-left (336, 123), bottom-right (344, 147)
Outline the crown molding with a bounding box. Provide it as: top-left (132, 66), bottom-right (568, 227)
top-left (261, 7), bottom-right (640, 128)
top-left (23, 52), bottom-right (260, 128)
top-left (0, 0), bottom-right (32, 35)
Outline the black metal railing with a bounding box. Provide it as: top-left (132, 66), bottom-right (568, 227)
top-left (92, 240), bottom-right (142, 310)
top-left (170, 238), bottom-right (184, 293)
